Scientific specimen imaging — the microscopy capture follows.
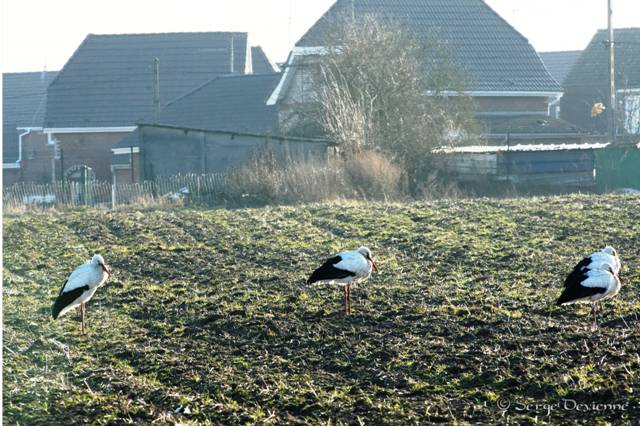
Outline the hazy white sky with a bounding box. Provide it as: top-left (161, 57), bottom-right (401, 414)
top-left (1, 0), bottom-right (639, 73)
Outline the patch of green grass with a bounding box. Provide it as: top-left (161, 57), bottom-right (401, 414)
top-left (3, 195), bottom-right (640, 424)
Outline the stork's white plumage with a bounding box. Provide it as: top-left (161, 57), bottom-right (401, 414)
top-left (52, 254), bottom-right (111, 333)
top-left (557, 246), bottom-right (623, 329)
top-left (307, 246), bottom-right (378, 315)
top-left (587, 246), bottom-right (621, 274)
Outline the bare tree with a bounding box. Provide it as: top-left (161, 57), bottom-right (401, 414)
top-left (291, 15), bottom-right (479, 193)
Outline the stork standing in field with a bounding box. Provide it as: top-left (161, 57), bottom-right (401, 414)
top-left (52, 254), bottom-right (111, 333)
top-left (556, 246), bottom-right (622, 329)
top-left (307, 246), bottom-right (378, 315)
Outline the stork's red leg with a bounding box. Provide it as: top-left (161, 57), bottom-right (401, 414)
top-left (346, 284), bottom-right (351, 315)
top-left (81, 302), bottom-right (85, 334)
top-left (343, 285), bottom-right (348, 315)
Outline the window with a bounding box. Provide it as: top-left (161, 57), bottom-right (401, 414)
top-left (623, 93), bottom-right (640, 134)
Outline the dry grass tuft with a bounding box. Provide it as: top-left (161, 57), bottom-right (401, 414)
top-left (227, 150), bottom-right (405, 205)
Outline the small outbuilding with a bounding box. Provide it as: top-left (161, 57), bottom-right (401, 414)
top-left (440, 143), bottom-right (609, 191)
top-left (135, 124), bottom-right (330, 181)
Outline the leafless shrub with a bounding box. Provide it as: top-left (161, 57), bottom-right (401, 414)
top-left (287, 14), bottom-right (480, 194)
top-left (226, 148), bottom-right (404, 205)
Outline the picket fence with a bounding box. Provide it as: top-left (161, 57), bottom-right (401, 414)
top-left (3, 174), bottom-right (228, 210)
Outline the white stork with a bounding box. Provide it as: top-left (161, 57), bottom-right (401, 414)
top-left (52, 254), bottom-right (111, 333)
top-left (307, 246), bottom-right (378, 315)
top-left (556, 246), bottom-right (623, 329)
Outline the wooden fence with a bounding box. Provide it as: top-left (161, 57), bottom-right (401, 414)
top-left (3, 173), bottom-right (228, 210)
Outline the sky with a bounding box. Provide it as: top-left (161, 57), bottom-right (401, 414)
top-left (1, 0), bottom-right (639, 73)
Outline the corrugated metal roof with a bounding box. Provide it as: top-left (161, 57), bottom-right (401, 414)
top-left (45, 32), bottom-right (249, 128)
top-left (295, 0), bottom-right (560, 92)
top-left (539, 51), bottom-right (582, 86)
top-left (3, 71), bottom-right (58, 163)
top-left (440, 142), bottom-right (609, 153)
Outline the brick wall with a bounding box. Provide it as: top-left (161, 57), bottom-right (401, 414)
top-left (2, 131), bottom-right (55, 185)
top-left (53, 132), bottom-right (132, 182)
top-left (21, 132), bottom-right (55, 183)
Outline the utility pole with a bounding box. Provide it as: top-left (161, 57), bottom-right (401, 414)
top-left (230, 36), bottom-right (235, 74)
top-left (608, 0), bottom-right (616, 141)
top-left (153, 57), bottom-right (161, 121)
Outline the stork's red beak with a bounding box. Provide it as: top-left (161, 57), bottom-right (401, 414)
top-left (370, 257), bottom-right (379, 273)
top-left (102, 264), bottom-right (112, 278)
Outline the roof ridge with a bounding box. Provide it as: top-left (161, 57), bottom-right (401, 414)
top-left (217, 72), bottom-right (281, 79)
top-left (46, 34), bottom-right (92, 91)
top-left (295, 0), bottom-right (344, 46)
top-left (596, 27), bottom-right (640, 32)
top-left (540, 50), bottom-right (582, 54)
top-left (3, 70), bottom-right (59, 76)
top-left (87, 31), bottom-right (248, 37)
top-left (479, 0), bottom-right (531, 45)
top-left (163, 76), bottom-right (223, 109)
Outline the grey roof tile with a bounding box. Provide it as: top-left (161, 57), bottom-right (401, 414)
top-left (251, 46), bottom-right (276, 74)
top-left (45, 32), bottom-right (248, 128)
top-left (295, 0), bottom-right (560, 92)
top-left (539, 51), bottom-right (582, 86)
top-left (113, 73), bottom-right (281, 149)
top-left (564, 28), bottom-right (640, 90)
top-left (3, 71), bottom-right (58, 163)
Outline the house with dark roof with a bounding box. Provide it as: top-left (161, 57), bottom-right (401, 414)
top-left (539, 50), bottom-right (582, 118)
top-left (44, 32), bottom-right (276, 182)
top-left (110, 73), bottom-right (282, 183)
top-left (561, 28), bottom-right (640, 136)
top-left (267, 0), bottom-right (576, 144)
top-left (539, 51), bottom-right (582, 87)
top-left (3, 71), bottom-right (58, 185)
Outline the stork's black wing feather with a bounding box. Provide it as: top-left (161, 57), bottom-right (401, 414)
top-left (563, 256), bottom-right (593, 288)
top-left (307, 255), bottom-right (356, 284)
top-left (52, 285), bottom-right (89, 319)
top-left (556, 283), bottom-right (606, 305)
top-left (557, 257), bottom-right (606, 305)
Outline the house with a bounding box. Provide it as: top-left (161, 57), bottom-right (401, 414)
top-left (267, 0), bottom-right (576, 144)
top-left (3, 71), bottom-right (58, 186)
top-left (539, 51), bottom-right (582, 88)
top-left (561, 28), bottom-right (640, 136)
top-left (111, 73), bottom-right (282, 183)
top-left (539, 50), bottom-right (582, 118)
top-left (44, 32), bottom-right (276, 183)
